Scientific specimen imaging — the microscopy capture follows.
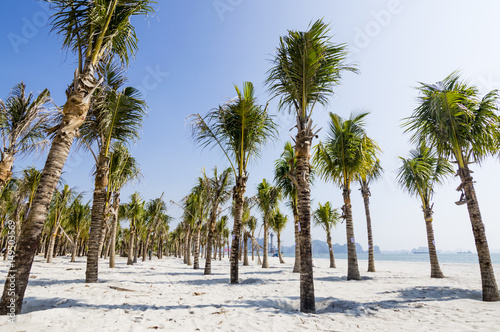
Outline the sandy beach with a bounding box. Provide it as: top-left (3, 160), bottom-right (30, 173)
top-left (1, 255), bottom-right (499, 331)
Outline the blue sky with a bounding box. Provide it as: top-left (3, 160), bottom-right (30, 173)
top-left (2, 0), bottom-right (500, 252)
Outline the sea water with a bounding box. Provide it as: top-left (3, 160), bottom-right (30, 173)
top-left (283, 252), bottom-right (500, 264)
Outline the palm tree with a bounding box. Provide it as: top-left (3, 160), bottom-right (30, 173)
top-left (142, 196), bottom-right (167, 261)
top-left (396, 144), bottom-right (452, 278)
top-left (404, 72), bottom-right (500, 301)
top-left (255, 179), bottom-right (281, 268)
top-left (313, 112), bottom-right (378, 281)
top-left (357, 156), bottom-right (383, 273)
top-left (266, 19), bottom-right (356, 313)
top-left (274, 142), bottom-right (301, 272)
top-left (108, 143), bottom-right (141, 267)
top-left (269, 208), bottom-right (288, 264)
top-left (81, 62), bottom-right (146, 282)
top-left (66, 198), bottom-right (91, 262)
top-left (216, 216), bottom-right (228, 261)
top-left (190, 81), bottom-right (277, 284)
top-left (204, 167), bottom-right (233, 275)
top-left (313, 201), bottom-right (340, 268)
top-left (122, 192), bottom-right (144, 265)
top-left (0, 82), bottom-right (51, 192)
top-left (0, 1), bottom-right (155, 314)
top-left (246, 215), bottom-right (258, 262)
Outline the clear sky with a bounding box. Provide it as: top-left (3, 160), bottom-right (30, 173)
top-left (1, 0), bottom-right (500, 252)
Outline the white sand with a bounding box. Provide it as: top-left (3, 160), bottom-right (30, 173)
top-left (1, 255), bottom-right (499, 331)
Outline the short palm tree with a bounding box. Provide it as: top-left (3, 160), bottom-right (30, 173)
top-left (255, 179), bottom-right (282, 268)
top-left (66, 197), bottom-right (91, 262)
top-left (190, 81), bottom-right (277, 284)
top-left (107, 143), bottom-right (141, 267)
top-left (274, 142), bottom-right (301, 272)
top-left (0, 82), bottom-right (50, 192)
top-left (266, 19), bottom-right (356, 313)
top-left (313, 201), bottom-right (340, 268)
top-left (1, 0), bottom-right (155, 313)
top-left (404, 72), bottom-right (500, 300)
top-left (356, 154), bottom-right (382, 273)
top-left (81, 62), bottom-right (146, 282)
top-left (269, 208), bottom-right (288, 264)
top-left (313, 112), bottom-right (378, 281)
top-left (122, 192), bottom-right (145, 265)
top-left (396, 144), bottom-right (452, 278)
top-left (204, 167), bottom-right (233, 275)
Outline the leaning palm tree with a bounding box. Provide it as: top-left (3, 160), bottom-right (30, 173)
top-left (313, 112), bottom-right (378, 281)
top-left (396, 144), bottom-right (452, 278)
top-left (356, 154), bottom-right (383, 273)
top-left (255, 179), bottom-right (281, 268)
top-left (313, 201), bottom-right (340, 268)
top-left (0, 1), bottom-right (155, 313)
top-left (274, 142), bottom-right (301, 272)
top-left (269, 208), bottom-right (288, 264)
top-left (404, 72), bottom-right (500, 301)
top-left (108, 143), bottom-right (141, 268)
top-left (0, 82), bottom-right (51, 192)
top-left (204, 167), bottom-right (233, 275)
top-left (266, 19), bottom-right (356, 313)
top-left (189, 81), bottom-right (277, 284)
top-left (81, 62), bottom-right (146, 282)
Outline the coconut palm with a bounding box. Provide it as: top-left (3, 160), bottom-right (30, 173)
top-left (142, 195), bottom-right (167, 261)
top-left (396, 144), bottom-right (452, 278)
top-left (266, 19), bottom-right (356, 313)
top-left (274, 142), bottom-right (301, 272)
top-left (255, 179), bottom-right (282, 268)
top-left (313, 112), bottom-right (378, 281)
top-left (404, 72), bottom-right (500, 300)
top-left (0, 83), bottom-right (51, 192)
top-left (356, 156), bottom-right (383, 273)
top-left (81, 62), bottom-right (146, 282)
top-left (190, 81), bottom-right (277, 284)
top-left (0, 1), bottom-right (155, 313)
top-left (246, 215), bottom-right (258, 262)
top-left (122, 192), bottom-right (144, 265)
top-left (204, 167), bottom-right (233, 275)
top-left (269, 208), bottom-right (288, 264)
top-left (313, 201), bottom-right (340, 268)
top-left (216, 215), bottom-right (228, 261)
top-left (66, 198), bottom-right (91, 262)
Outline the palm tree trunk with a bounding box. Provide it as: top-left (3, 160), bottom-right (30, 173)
top-left (186, 232), bottom-right (192, 266)
top-left (262, 219), bottom-right (269, 268)
top-left (423, 207), bottom-right (444, 278)
top-left (109, 192), bottom-right (120, 268)
top-left (193, 225), bottom-right (201, 269)
top-left (71, 234), bottom-right (79, 262)
top-left (230, 175), bottom-right (247, 284)
top-left (296, 127), bottom-right (315, 313)
top-left (86, 154), bottom-right (109, 283)
top-left (361, 183), bottom-right (375, 272)
top-left (292, 206), bottom-right (301, 273)
top-left (46, 222), bottom-right (60, 263)
top-left (243, 231), bottom-right (249, 266)
top-left (204, 210), bottom-right (217, 275)
top-left (326, 231), bottom-right (336, 268)
top-left (343, 187), bottom-right (360, 281)
top-left (127, 227), bottom-right (135, 265)
top-left (458, 166), bottom-right (499, 301)
top-left (0, 85), bottom-right (91, 313)
top-left (277, 232), bottom-right (285, 264)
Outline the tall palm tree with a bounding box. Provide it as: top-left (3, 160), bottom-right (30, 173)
top-left (107, 143), bottom-right (141, 267)
top-left (313, 112), bottom-right (378, 281)
top-left (0, 0), bottom-right (155, 314)
top-left (274, 142), bottom-right (301, 272)
top-left (269, 208), bottom-right (288, 264)
top-left (190, 81), bottom-right (277, 284)
top-left (255, 179), bottom-right (281, 268)
top-left (122, 192), bottom-right (144, 265)
top-left (142, 195), bottom-right (167, 261)
top-left (204, 167), bottom-right (233, 275)
top-left (404, 72), bottom-right (500, 301)
top-left (266, 19), bottom-right (356, 313)
top-left (313, 201), bottom-right (340, 268)
top-left (396, 144), bottom-right (452, 278)
top-left (81, 62), bottom-right (146, 282)
top-left (356, 155), bottom-right (382, 273)
top-left (0, 83), bottom-right (51, 192)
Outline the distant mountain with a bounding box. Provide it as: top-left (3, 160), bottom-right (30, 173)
top-left (281, 240), bottom-right (381, 255)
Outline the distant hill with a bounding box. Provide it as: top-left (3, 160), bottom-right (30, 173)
top-left (280, 239), bottom-right (381, 255)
